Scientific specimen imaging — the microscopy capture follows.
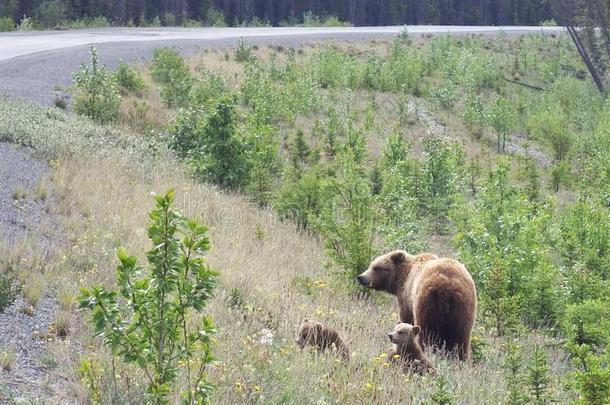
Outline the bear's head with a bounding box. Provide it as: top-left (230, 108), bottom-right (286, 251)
top-left (388, 322), bottom-right (421, 346)
top-left (296, 319), bottom-right (323, 349)
top-left (357, 250), bottom-right (410, 293)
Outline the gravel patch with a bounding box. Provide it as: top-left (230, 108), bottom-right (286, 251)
top-left (0, 142), bottom-right (64, 404)
top-left (0, 143), bottom-right (51, 249)
top-left (0, 293), bottom-right (60, 404)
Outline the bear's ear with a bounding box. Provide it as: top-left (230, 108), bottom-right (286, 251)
top-left (302, 318), bottom-right (309, 323)
top-left (412, 325), bottom-right (421, 335)
top-left (390, 250), bottom-right (407, 264)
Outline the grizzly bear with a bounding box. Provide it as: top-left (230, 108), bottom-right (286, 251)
top-left (357, 250), bottom-right (476, 361)
top-left (388, 322), bottom-right (435, 374)
top-left (296, 319), bottom-right (350, 361)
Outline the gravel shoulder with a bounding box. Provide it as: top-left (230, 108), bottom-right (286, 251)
top-left (0, 143), bottom-right (63, 404)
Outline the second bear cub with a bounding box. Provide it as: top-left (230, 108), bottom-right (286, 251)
top-left (296, 319), bottom-right (350, 361)
top-left (388, 323), bottom-right (435, 374)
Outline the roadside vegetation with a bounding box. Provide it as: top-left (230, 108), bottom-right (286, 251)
top-left (1, 31), bottom-right (609, 403)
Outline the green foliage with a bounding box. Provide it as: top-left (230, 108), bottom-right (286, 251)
top-left (240, 118), bottom-right (281, 206)
top-left (312, 149), bottom-right (377, 279)
top-left (150, 47), bottom-right (194, 108)
top-left (234, 38), bottom-right (253, 62)
top-left (0, 16), bottom-right (13, 31)
top-left (34, 0), bottom-right (66, 27)
top-left (204, 8), bottom-right (226, 27)
top-left (454, 162), bottom-right (561, 332)
top-left (190, 67), bottom-right (227, 107)
top-left (527, 345), bottom-right (552, 404)
top-left (564, 300), bottom-right (610, 349)
top-left (558, 198), bottom-right (610, 299)
top-left (431, 375), bottom-right (455, 405)
top-left (161, 12), bottom-right (176, 26)
top-left (79, 190), bottom-right (218, 404)
top-left (418, 138), bottom-right (462, 235)
top-left (190, 97), bottom-right (250, 189)
top-left (377, 132), bottom-right (425, 252)
top-left (114, 62), bottom-right (145, 94)
top-left (17, 14), bottom-right (35, 30)
top-left (463, 93), bottom-right (486, 139)
top-left (429, 82), bottom-right (457, 111)
top-left (0, 271), bottom-right (18, 313)
top-left (566, 345), bottom-right (610, 405)
top-left (504, 342), bottom-right (527, 405)
top-left (486, 95), bottom-right (514, 153)
top-left (72, 47), bottom-right (121, 124)
top-left (527, 103), bottom-right (573, 162)
top-left (274, 167), bottom-right (325, 230)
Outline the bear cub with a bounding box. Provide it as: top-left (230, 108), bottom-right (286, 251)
top-left (388, 323), bottom-right (435, 374)
top-left (296, 319), bottom-right (350, 361)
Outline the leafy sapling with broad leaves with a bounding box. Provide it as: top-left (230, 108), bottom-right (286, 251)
top-left (79, 190), bottom-right (219, 404)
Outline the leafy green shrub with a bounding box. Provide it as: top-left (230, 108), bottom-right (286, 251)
top-left (377, 132), bottom-right (425, 251)
top-left (558, 198), bottom-right (610, 299)
top-left (205, 8), bottom-right (226, 27)
top-left (454, 162), bottom-right (562, 332)
top-left (312, 149), bottom-right (377, 279)
top-left (114, 62), bottom-right (145, 94)
top-left (190, 68), bottom-right (227, 106)
top-left (418, 138), bottom-right (462, 235)
top-left (0, 16), bottom-right (14, 31)
top-left (527, 104), bottom-right (573, 162)
top-left (527, 345), bottom-right (552, 404)
top-left (309, 47), bottom-right (364, 89)
top-left (79, 190), bottom-right (218, 404)
top-left (234, 38), bottom-right (253, 63)
top-left (240, 118), bottom-right (281, 206)
top-left (72, 47), bottom-right (121, 124)
top-left (150, 47), bottom-right (194, 108)
top-left (190, 97), bottom-right (250, 188)
top-left (161, 12), bottom-right (175, 26)
top-left (504, 342), bottom-right (527, 405)
top-left (566, 345), bottom-right (610, 405)
top-left (486, 95), bottom-right (514, 153)
top-left (17, 14), bottom-right (35, 31)
top-left (274, 167), bottom-right (325, 230)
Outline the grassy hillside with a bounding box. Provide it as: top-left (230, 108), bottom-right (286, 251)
top-left (1, 31), bottom-right (609, 403)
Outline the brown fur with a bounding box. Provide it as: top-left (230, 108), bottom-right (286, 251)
top-left (296, 320), bottom-right (350, 361)
top-left (388, 323), bottom-right (435, 374)
top-left (358, 250), bottom-right (477, 361)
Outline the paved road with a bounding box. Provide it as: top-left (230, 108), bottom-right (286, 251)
top-left (0, 26), bottom-right (563, 106)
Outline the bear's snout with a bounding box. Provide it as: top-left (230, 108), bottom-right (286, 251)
top-left (388, 333), bottom-right (393, 341)
top-left (356, 274), bottom-right (368, 286)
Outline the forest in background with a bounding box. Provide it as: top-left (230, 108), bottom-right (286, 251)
top-left (0, 0), bottom-right (556, 29)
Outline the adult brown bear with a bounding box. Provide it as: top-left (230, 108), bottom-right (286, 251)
top-left (357, 250), bottom-right (477, 361)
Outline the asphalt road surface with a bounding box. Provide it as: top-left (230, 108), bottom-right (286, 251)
top-left (0, 26), bottom-right (563, 106)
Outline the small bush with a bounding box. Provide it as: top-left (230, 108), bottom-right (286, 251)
top-left (235, 38), bottom-right (253, 63)
top-left (205, 8), bottom-right (226, 27)
top-left (114, 62), bottom-right (145, 94)
top-left (17, 15), bottom-right (35, 31)
top-left (150, 47), bottom-right (193, 107)
top-left (79, 190), bottom-right (218, 404)
top-left (72, 47), bottom-right (121, 124)
top-left (162, 12), bottom-right (176, 26)
top-left (0, 16), bottom-right (14, 31)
